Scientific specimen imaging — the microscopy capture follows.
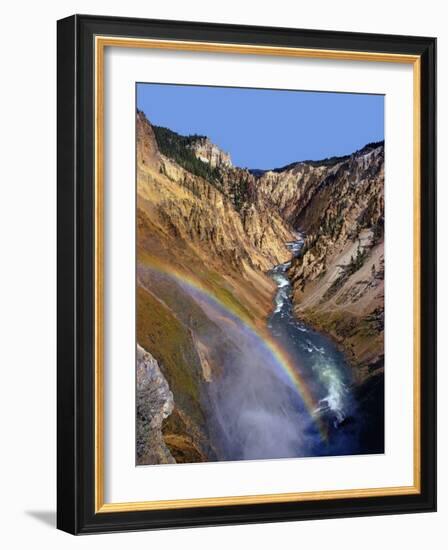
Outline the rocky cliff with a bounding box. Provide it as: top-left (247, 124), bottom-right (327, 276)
top-left (189, 136), bottom-right (232, 168)
top-left (136, 111), bottom-right (295, 464)
top-left (137, 111), bottom-right (293, 318)
top-left (136, 344), bottom-right (175, 465)
top-left (136, 109), bottom-right (385, 463)
top-left (256, 143), bottom-right (385, 383)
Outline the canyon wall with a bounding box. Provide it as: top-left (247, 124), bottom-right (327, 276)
top-left (136, 109), bottom-right (384, 463)
top-left (189, 136), bottom-right (233, 168)
top-left (256, 143), bottom-right (385, 383)
top-left (136, 111), bottom-right (294, 463)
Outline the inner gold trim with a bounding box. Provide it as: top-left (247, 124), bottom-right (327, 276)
top-left (94, 35), bottom-right (422, 514)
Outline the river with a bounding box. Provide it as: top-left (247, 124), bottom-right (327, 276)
top-left (194, 235), bottom-right (378, 460)
top-left (267, 235), bottom-right (363, 457)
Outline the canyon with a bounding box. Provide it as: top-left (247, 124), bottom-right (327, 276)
top-left (136, 109), bottom-right (384, 464)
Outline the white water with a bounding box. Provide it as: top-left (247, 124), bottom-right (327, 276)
top-left (268, 236), bottom-right (356, 444)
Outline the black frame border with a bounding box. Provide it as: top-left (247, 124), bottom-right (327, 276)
top-left (57, 14), bottom-right (436, 534)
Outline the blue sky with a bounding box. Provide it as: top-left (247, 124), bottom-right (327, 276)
top-left (137, 83), bottom-right (384, 170)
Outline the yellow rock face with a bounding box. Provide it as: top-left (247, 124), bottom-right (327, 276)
top-left (135, 110), bottom-right (385, 462)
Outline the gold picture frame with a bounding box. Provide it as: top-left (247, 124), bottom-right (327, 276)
top-left (57, 15), bottom-right (436, 534)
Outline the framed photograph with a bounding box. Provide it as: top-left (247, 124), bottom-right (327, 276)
top-left (57, 14), bottom-right (436, 534)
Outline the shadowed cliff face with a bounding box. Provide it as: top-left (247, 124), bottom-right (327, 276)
top-left (136, 110), bottom-right (384, 464)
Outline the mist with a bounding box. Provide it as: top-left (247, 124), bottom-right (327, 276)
top-left (184, 286), bottom-right (319, 461)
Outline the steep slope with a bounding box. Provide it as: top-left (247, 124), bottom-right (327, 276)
top-left (136, 111), bottom-right (296, 463)
top-left (189, 135), bottom-right (232, 168)
top-left (256, 144), bottom-right (384, 383)
top-left (138, 112), bottom-right (293, 300)
top-left (136, 109), bottom-right (385, 462)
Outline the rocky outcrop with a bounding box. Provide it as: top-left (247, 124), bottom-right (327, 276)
top-left (137, 110), bottom-right (161, 171)
top-left (189, 136), bottom-right (232, 168)
top-left (136, 344), bottom-right (175, 465)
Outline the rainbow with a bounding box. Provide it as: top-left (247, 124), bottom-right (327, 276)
top-left (139, 257), bottom-right (326, 440)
